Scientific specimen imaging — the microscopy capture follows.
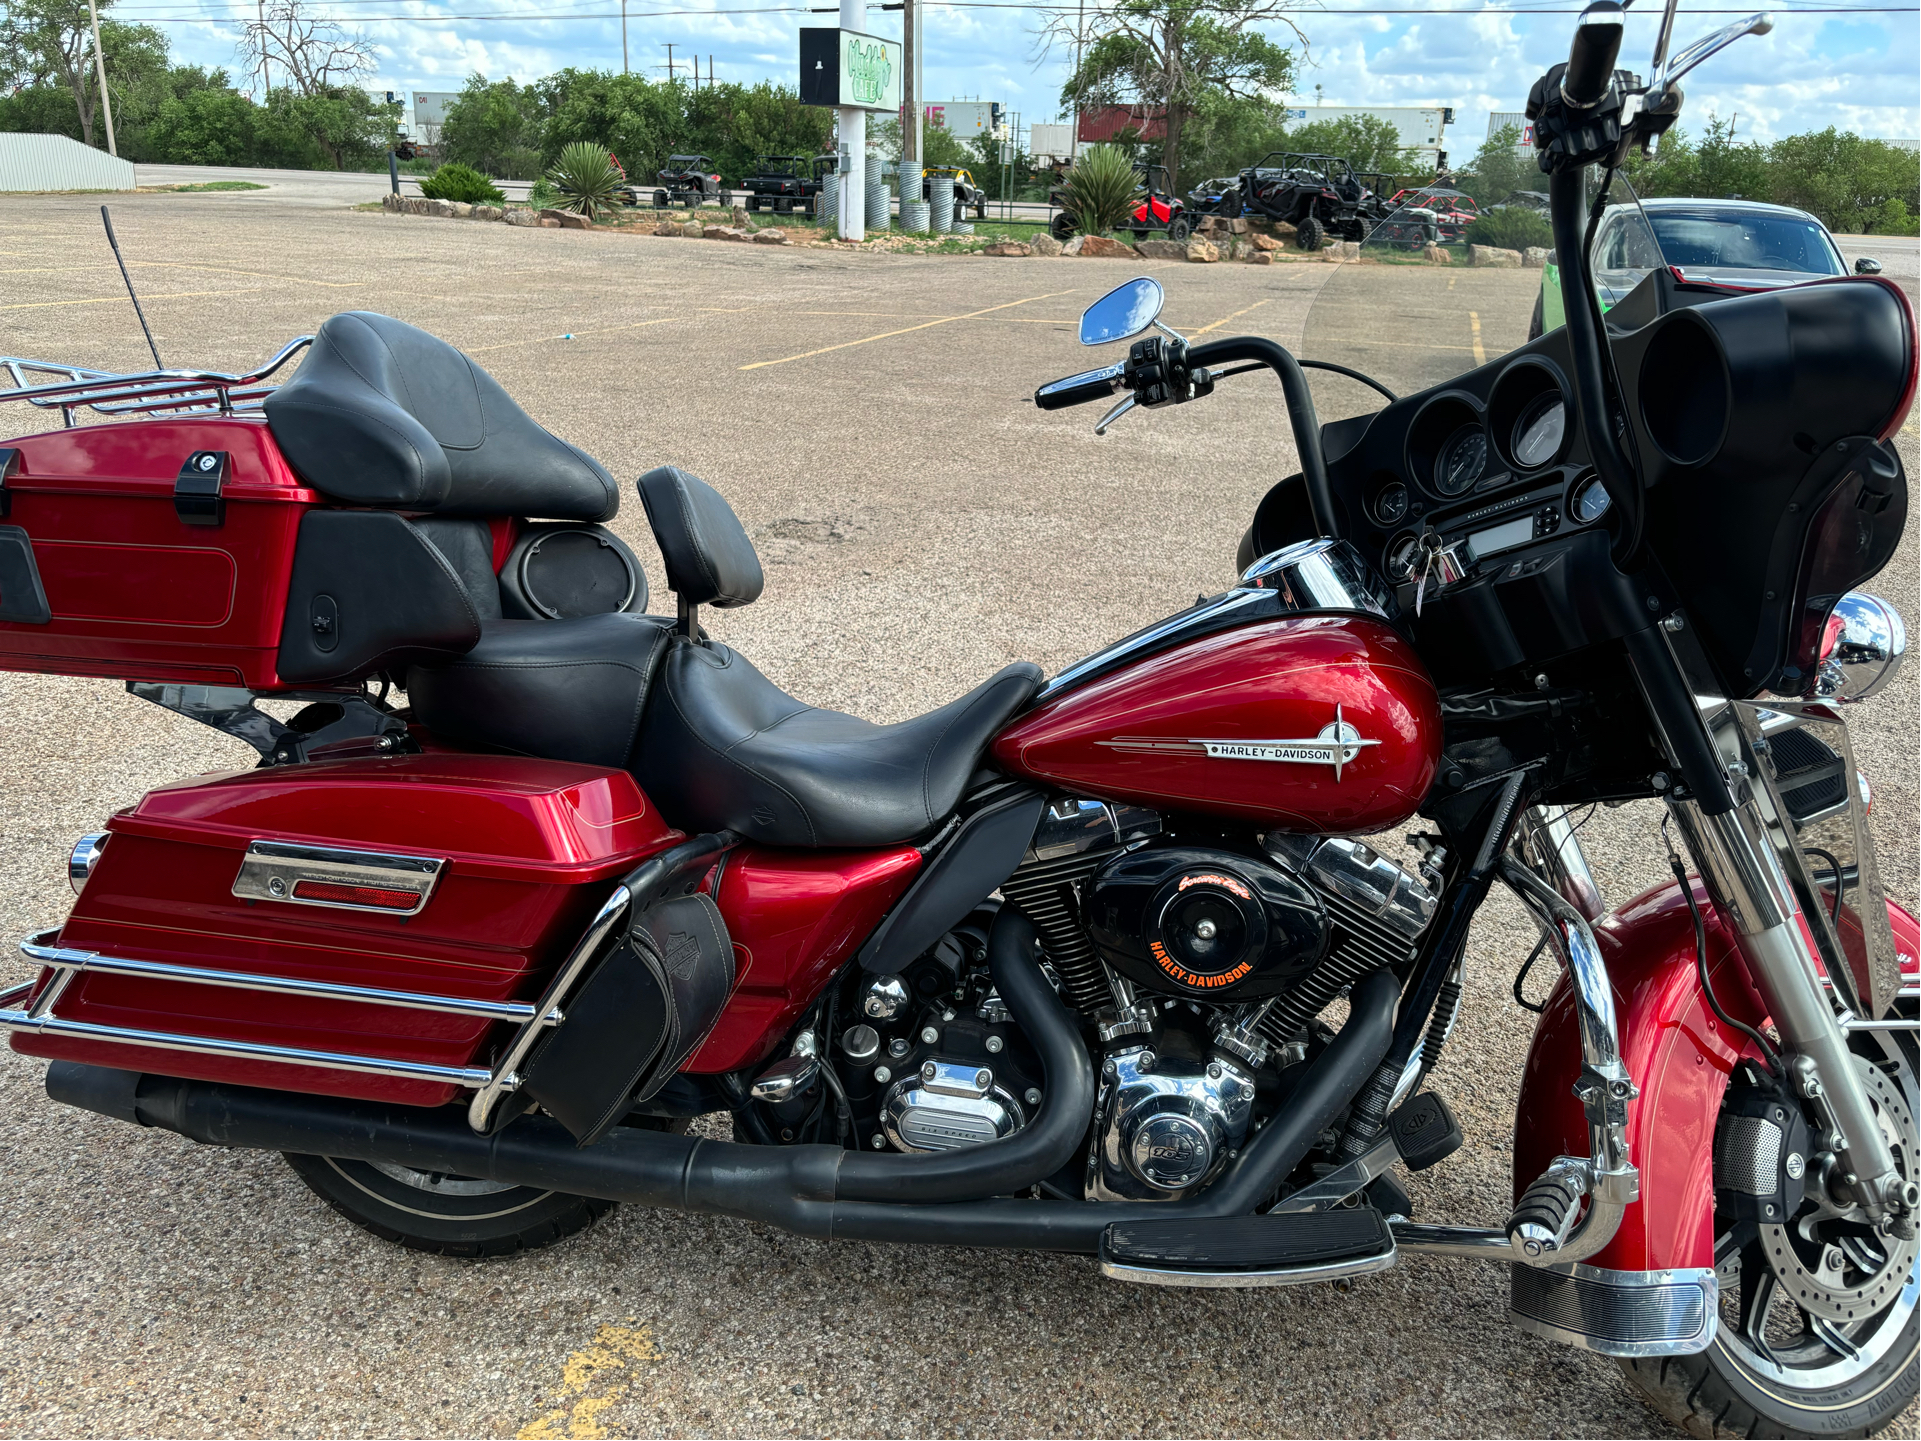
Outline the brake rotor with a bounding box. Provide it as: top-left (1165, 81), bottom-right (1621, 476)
top-left (1757, 1057), bottom-right (1916, 1324)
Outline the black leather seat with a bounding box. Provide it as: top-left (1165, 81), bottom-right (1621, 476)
top-left (631, 466), bottom-right (1042, 847)
top-left (265, 312), bottom-right (619, 520)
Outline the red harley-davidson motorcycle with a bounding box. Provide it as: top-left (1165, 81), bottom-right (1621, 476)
top-left (3, 5), bottom-right (1917, 1435)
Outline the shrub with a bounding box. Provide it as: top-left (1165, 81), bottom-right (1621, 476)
top-left (419, 161), bottom-right (506, 205)
top-left (1062, 144), bottom-right (1143, 236)
top-left (1464, 206), bottom-right (1553, 252)
top-left (546, 141), bottom-right (625, 218)
top-left (525, 176), bottom-right (561, 210)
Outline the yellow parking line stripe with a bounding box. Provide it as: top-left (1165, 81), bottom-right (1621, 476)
top-left (0, 288), bottom-right (264, 312)
top-left (1191, 297), bottom-right (1275, 337)
top-left (1469, 311), bottom-right (1486, 366)
top-left (739, 289), bottom-right (1080, 370)
top-left (129, 261), bottom-right (363, 289)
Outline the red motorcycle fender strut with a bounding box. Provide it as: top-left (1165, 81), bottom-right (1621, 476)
top-left (1512, 878), bottom-right (1919, 1346)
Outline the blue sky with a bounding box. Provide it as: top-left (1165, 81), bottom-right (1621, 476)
top-left (122, 0), bottom-right (1921, 154)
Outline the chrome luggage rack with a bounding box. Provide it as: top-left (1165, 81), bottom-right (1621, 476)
top-left (0, 336), bottom-right (312, 428)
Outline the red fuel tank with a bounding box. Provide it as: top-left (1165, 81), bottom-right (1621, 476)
top-left (992, 614), bottom-right (1441, 835)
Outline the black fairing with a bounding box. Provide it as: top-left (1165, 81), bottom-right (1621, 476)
top-left (1086, 844), bottom-right (1328, 1000)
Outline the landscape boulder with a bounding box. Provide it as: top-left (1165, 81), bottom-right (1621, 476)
top-left (1135, 238), bottom-right (1187, 260)
top-left (1422, 244), bottom-right (1452, 264)
top-left (731, 205), bottom-right (752, 227)
top-left (539, 218), bottom-right (562, 228)
top-left (1061, 235), bottom-right (1085, 256)
top-left (448, 202), bottom-right (474, 219)
top-left (1323, 240), bottom-right (1361, 261)
top-left (1523, 246), bottom-right (1552, 268)
top-left (703, 225), bottom-right (749, 241)
top-left (1186, 238), bottom-right (1221, 263)
top-left (1250, 231), bottom-right (1282, 252)
top-left (751, 227), bottom-right (789, 244)
top-left (504, 208), bottom-right (541, 228)
top-left (1468, 244), bottom-right (1523, 268)
top-left (471, 205), bottom-right (501, 221)
top-left (1028, 232), bottom-right (1063, 257)
top-left (982, 240), bottom-right (1033, 256)
top-left (1226, 217), bottom-right (1249, 234)
top-left (538, 208), bottom-right (573, 225)
top-left (1076, 234), bottom-right (1134, 259)
top-left (679, 220), bottom-right (703, 238)
top-left (1246, 251), bottom-right (1273, 266)
top-left (1275, 221), bottom-right (1298, 238)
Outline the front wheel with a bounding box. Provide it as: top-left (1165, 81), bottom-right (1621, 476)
top-left (1049, 212), bottom-right (1077, 241)
top-left (1296, 215), bottom-right (1325, 251)
top-left (284, 1151), bottom-right (613, 1257)
top-left (1168, 216), bottom-right (1193, 242)
top-left (1618, 1030), bottom-right (1918, 1437)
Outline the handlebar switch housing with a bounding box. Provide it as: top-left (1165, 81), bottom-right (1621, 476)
top-left (1125, 335), bottom-right (1211, 410)
top-left (1526, 62), bottom-right (1632, 173)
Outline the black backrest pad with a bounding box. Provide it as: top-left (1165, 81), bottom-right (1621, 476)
top-left (265, 312), bottom-right (619, 520)
top-left (277, 510), bottom-right (481, 684)
top-left (635, 465), bottom-right (764, 607)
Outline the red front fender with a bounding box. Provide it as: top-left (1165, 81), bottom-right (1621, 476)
top-left (1513, 878), bottom-right (1919, 1272)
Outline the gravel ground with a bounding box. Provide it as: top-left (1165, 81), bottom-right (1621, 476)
top-left (0, 193), bottom-right (1914, 1439)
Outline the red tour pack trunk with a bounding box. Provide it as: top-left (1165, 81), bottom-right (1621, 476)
top-left (10, 755), bottom-right (683, 1106)
top-left (0, 418), bottom-right (317, 688)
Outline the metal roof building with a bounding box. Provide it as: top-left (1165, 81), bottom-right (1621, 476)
top-left (0, 134), bottom-right (134, 193)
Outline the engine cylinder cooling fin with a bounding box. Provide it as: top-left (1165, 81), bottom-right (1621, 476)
top-left (1254, 888), bottom-right (1423, 1048)
top-left (1000, 850), bottom-right (1113, 1015)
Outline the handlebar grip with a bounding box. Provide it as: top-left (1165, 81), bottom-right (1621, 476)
top-left (1563, 1), bottom-right (1625, 108)
top-left (1034, 362), bottom-right (1125, 411)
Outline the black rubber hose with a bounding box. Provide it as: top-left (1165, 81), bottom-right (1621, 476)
top-left (1186, 335), bottom-right (1338, 539)
top-left (46, 968), bottom-right (1399, 1256)
top-left (830, 905), bottom-right (1096, 1203)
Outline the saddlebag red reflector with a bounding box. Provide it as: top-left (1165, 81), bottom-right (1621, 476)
top-left (290, 879), bottom-right (421, 911)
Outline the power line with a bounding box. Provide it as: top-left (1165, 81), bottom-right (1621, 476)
top-left (114, 2), bottom-right (1921, 16)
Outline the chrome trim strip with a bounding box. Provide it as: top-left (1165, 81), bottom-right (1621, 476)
top-left (1390, 1222), bottom-right (1515, 1258)
top-left (232, 840), bottom-right (445, 916)
top-left (1038, 588), bottom-right (1269, 701)
top-left (466, 882), bottom-right (635, 1133)
top-left (1508, 1262), bottom-right (1719, 1358)
top-left (1098, 1238), bottom-right (1399, 1289)
top-left (19, 931), bottom-right (543, 1024)
top-left (0, 1002), bottom-right (496, 1088)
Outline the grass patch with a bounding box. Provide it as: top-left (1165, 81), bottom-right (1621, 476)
top-left (144, 180), bottom-right (269, 193)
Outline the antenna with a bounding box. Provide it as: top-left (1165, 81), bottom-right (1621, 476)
top-left (100, 206), bottom-right (162, 370)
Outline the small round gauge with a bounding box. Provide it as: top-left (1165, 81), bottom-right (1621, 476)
top-left (1374, 482), bottom-right (1410, 526)
top-left (1433, 424), bottom-right (1487, 496)
top-left (1570, 474), bottom-right (1611, 524)
top-left (1386, 533), bottom-right (1423, 582)
top-left (1511, 393), bottom-right (1567, 470)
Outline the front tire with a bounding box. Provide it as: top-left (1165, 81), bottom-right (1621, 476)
top-left (284, 1151), bottom-right (613, 1257)
top-left (1296, 215), bottom-right (1325, 251)
top-left (1618, 1029), bottom-right (1918, 1437)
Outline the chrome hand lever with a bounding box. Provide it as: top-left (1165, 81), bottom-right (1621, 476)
top-left (1094, 393), bottom-right (1138, 436)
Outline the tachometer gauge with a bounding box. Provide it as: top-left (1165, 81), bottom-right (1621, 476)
top-left (1570, 474), bottom-right (1611, 524)
top-left (1511, 393), bottom-right (1567, 470)
top-left (1374, 483), bottom-right (1410, 526)
top-left (1433, 425), bottom-right (1486, 496)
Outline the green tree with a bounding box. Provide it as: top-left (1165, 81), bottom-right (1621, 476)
top-left (533, 68), bottom-right (680, 175)
top-left (1043, 0), bottom-right (1300, 192)
top-left (1692, 115), bottom-right (1770, 201)
top-left (1, 0), bottom-right (130, 147)
top-left (257, 84), bottom-right (389, 169)
top-left (1767, 128), bottom-right (1918, 233)
top-left (438, 74), bottom-right (541, 178)
top-left (1459, 122), bottom-right (1537, 206)
top-left (1171, 89), bottom-right (1290, 188)
top-left (144, 82), bottom-right (257, 164)
top-left (1284, 113), bottom-right (1414, 176)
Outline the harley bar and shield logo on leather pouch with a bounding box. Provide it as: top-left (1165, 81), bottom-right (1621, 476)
top-left (1098, 704), bottom-right (1381, 782)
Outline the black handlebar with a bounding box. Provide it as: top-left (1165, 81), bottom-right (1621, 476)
top-left (1033, 363), bottom-right (1125, 411)
top-left (1563, 1), bottom-right (1625, 108)
top-left (1188, 337), bottom-right (1339, 539)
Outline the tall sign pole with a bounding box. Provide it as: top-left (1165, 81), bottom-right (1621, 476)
top-left (902, 0), bottom-right (921, 196)
top-left (838, 0), bottom-right (866, 241)
top-left (85, 0), bottom-right (117, 156)
top-left (622, 1), bottom-right (629, 73)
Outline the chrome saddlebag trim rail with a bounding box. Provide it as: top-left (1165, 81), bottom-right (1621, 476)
top-left (1509, 1261), bottom-right (1719, 1357)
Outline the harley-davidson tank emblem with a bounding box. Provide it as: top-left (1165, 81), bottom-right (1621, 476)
top-left (1098, 704), bottom-right (1381, 782)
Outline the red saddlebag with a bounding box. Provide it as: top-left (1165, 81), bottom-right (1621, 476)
top-left (10, 754), bottom-right (682, 1107)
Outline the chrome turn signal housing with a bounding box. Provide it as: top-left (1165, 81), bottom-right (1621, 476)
top-left (67, 832), bottom-right (108, 895)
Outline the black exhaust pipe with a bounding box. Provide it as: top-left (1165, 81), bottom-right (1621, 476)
top-left (47, 969), bottom-right (1398, 1255)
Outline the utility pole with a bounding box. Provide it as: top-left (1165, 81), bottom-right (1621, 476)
top-left (664, 43), bottom-right (676, 84)
top-left (622, 0), bottom-right (628, 73)
top-left (84, 0), bottom-right (117, 155)
top-left (256, 0), bottom-right (269, 97)
top-left (902, 0), bottom-right (921, 194)
top-left (1071, 0), bottom-right (1085, 162)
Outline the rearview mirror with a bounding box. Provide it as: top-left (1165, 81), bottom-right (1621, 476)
top-left (1855, 256), bottom-right (1883, 275)
top-left (1080, 277), bottom-right (1165, 346)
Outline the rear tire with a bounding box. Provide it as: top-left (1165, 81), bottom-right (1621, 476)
top-left (1296, 215), bottom-right (1326, 251)
top-left (1049, 212), bottom-right (1076, 241)
top-left (284, 1151), bottom-right (612, 1257)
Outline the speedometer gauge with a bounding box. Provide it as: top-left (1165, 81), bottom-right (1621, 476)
top-left (1511, 393), bottom-right (1567, 470)
top-left (1433, 425), bottom-right (1486, 496)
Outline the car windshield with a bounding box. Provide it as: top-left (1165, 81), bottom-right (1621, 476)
top-left (1643, 210), bottom-right (1843, 276)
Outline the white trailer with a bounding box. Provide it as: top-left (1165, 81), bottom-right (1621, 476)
top-left (1283, 105), bottom-right (1456, 166)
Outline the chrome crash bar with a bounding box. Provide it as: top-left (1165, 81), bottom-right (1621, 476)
top-left (0, 336), bottom-right (312, 426)
top-left (1393, 855), bottom-right (1640, 1268)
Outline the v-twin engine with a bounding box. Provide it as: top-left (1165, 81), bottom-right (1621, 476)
top-left (997, 797), bottom-right (1444, 1201)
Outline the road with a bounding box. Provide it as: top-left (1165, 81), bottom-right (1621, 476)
top-left (0, 188), bottom-right (1914, 1440)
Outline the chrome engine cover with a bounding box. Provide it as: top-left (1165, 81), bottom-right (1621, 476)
top-left (1087, 1046), bottom-right (1257, 1201)
top-left (881, 1060), bottom-right (1028, 1152)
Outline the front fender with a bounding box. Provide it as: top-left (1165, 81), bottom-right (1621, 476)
top-left (1513, 877), bottom-right (1919, 1272)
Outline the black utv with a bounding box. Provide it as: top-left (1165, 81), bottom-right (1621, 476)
top-left (653, 154), bottom-right (729, 208)
top-left (1225, 152), bottom-right (1384, 250)
top-left (739, 155), bottom-right (821, 215)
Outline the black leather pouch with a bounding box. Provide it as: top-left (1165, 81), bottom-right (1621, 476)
top-left (520, 892), bottom-right (735, 1146)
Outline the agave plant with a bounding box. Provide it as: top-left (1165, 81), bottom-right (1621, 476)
top-left (1063, 144), bottom-right (1144, 237)
top-left (546, 142), bottom-right (626, 219)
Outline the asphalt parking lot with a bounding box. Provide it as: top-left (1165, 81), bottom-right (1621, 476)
top-left (0, 190), bottom-right (1915, 1439)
